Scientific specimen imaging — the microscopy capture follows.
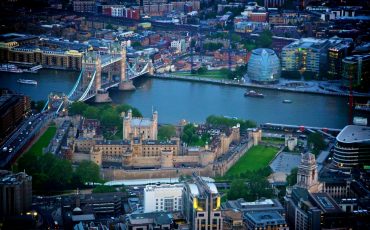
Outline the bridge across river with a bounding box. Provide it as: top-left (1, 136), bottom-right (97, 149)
top-left (43, 44), bottom-right (153, 114)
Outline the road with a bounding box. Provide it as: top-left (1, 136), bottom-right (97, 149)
top-left (0, 112), bottom-right (52, 168)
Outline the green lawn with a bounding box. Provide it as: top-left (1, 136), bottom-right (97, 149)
top-left (26, 126), bottom-right (57, 156)
top-left (173, 70), bottom-right (227, 79)
top-left (225, 145), bottom-right (279, 176)
top-left (261, 137), bottom-right (285, 144)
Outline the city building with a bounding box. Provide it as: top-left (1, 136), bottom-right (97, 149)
top-left (61, 192), bottom-right (124, 217)
top-left (247, 48), bottom-right (281, 84)
top-left (0, 94), bottom-right (30, 143)
top-left (281, 37), bottom-right (331, 79)
top-left (183, 175), bottom-right (222, 230)
top-left (264, 0), bottom-right (286, 8)
top-left (244, 211), bottom-right (288, 230)
top-left (144, 184), bottom-right (184, 213)
top-left (0, 34), bottom-right (87, 71)
top-left (123, 110), bottom-right (158, 141)
top-left (170, 39), bottom-right (187, 54)
top-left (296, 152), bottom-right (322, 193)
top-left (342, 54), bottom-right (370, 90)
top-left (125, 212), bottom-right (175, 230)
top-left (285, 152), bottom-right (352, 229)
top-left (0, 170), bottom-right (32, 217)
top-left (72, 111), bottom-right (246, 173)
top-left (271, 36), bottom-right (298, 54)
top-left (222, 209), bottom-right (244, 230)
top-left (73, 0), bottom-right (96, 13)
top-left (333, 125), bottom-right (370, 170)
top-left (327, 41), bottom-right (353, 80)
top-left (222, 198), bottom-right (285, 214)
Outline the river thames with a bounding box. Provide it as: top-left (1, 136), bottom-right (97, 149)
top-left (0, 69), bottom-right (348, 128)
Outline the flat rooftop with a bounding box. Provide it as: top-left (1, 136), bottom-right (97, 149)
top-left (336, 125), bottom-right (370, 143)
top-left (245, 211), bottom-right (286, 224)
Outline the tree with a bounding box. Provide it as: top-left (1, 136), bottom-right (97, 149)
top-left (75, 160), bottom-right (101, 184)
top-left (105, 24), bottom-right (114, 30)
top-left (69, 102), bottom-right (88, 115)
top-left (83, 106), bottom-right (100, 119)
top-left (31, 100), bottom-right (46, 112)
top-left (116, 104), bottom-right (142, 117)
top-left (228, 179), bottom-right (248, 200)
top-left (256, 30), bottom-right (273, 48)
top-left (92, 185), bottom-right (116, 193)
top-left (131, 41), bottom-right (142, 48)
top-left (287, 167), bottom-right (298, 186)
top-left (206, 115), bottom-right (256, 131)
top-left (158, 125), bottom-right (176, 141)
top-left (307, 133), bottom-right (327, 155)
top-left (100, 108), bottom-right (121, 128)
top-left (196, 66), bottom-right (208, 75)
top-left (181, 124), bottom-right (197, 144)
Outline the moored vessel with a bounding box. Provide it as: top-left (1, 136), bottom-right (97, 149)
top-left (244, 90), bottom-right (264, 98)
top-left (17, 79), bottom-right (38, 85)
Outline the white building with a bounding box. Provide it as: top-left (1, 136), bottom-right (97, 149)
top-left (144, 184), bottom-right (184, 213)
top-left (111, 6), bottom-right (125, 17)
top-left (170, 39), bottom-right (187, 53)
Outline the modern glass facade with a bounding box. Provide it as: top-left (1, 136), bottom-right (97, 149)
top-left (333, 125), bottom-right (370, 169)
top-left (342, 54), bottom-right (370, 90)
top-left (247, 48), bottom-right (281, 84)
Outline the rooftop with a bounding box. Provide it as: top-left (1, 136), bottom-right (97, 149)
top-left (309, 193), bottom-right (342, 213)
top-left (336, 125), bottom-right (370, 143)
top-left (130, 117), bottom-right (153, 127)
top-left (284, 37), bottom-right (330, 50)
top-left (245, 211), bottom-right (286, 224)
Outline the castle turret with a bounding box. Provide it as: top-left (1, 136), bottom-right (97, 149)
top-left (152, 110), bottom-right (158, 140)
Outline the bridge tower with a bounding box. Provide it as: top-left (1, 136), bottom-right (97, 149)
top-left (119, 45), bottom-right (136, 91)
top-left (82, 54), bottom-right (111, 103)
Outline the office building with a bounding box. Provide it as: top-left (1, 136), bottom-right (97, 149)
top-left (281, 38), bottom-right (331, 79)
top-left (327, 41), bottom-right (353, 80)
top-left (222, 198), bottom-right (284, 214)
top-left (333, 125), bottom-right (370, 170)
top-left (244, 211), bottom-right (289, 230)
top-left (61, 192), bottom-right (123, 216)
top-left (247, 48), bottom-right (281, 84)
top-left (0, 170), bottom-right (32, 217)
top-left (264, 0), bottom-right (286, 8)
top-left (73, 0), bottom-right (96, 13)
top-left (0, 94), bottom-right (30, 143)
top-left (125, 212), bottom-right (174, 230)
top-left (342, 54), bottom-right (370, 90)
top-left (285, 152), bottom-right (352, 229)
top-left (144, 184), bottom-right (184, 213)
top-left (183, 175), bottom-right (222, 230)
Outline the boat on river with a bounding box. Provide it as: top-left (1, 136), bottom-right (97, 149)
top-left (244, 90), bottom-right (264, 98)
top-left (17, 79), bottom-right (37, 85)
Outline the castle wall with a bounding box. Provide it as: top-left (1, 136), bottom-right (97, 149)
top-left (102, 165), bottom-right (215, 180)
top-left (72, 152), bottom-right (90, 163)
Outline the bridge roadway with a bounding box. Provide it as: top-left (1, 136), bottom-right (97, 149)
top-left (0, 112), bottom-right (53, 169)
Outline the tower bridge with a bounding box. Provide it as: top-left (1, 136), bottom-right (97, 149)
top-left (43, 43), bottom-right (153, 113)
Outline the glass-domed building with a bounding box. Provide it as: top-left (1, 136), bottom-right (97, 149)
top-left (247, 48), bottom-right (281, 84)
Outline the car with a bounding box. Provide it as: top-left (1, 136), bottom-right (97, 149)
top-left (8, 148), bottom-right (13, 152)
top-left (2, 147), bottom-right (7, 152)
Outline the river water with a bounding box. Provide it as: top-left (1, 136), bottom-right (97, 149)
top-left (0, 69), bottom-right (349, 129)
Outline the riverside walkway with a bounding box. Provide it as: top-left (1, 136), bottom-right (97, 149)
top-left (153, 73), bottom-right (370, 98)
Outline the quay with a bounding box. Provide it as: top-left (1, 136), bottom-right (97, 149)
top-left (153, 74), bottom-right (370, 98)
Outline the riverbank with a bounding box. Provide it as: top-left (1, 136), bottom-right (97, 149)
top-left (153, 74), bottom-right (370, 98)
